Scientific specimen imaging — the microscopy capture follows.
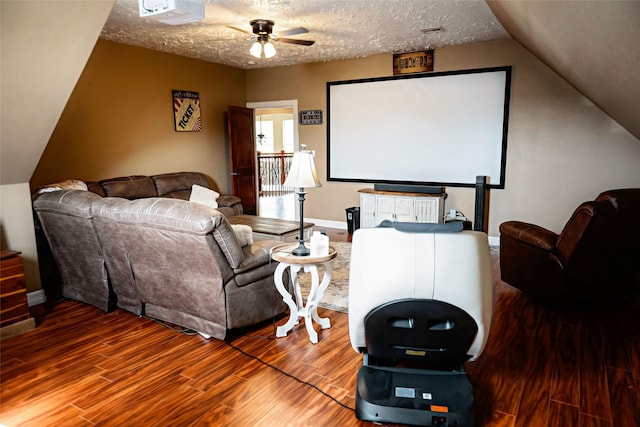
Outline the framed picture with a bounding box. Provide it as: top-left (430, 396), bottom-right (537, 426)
top-left (299, 110), bottom-right (324, 125)
top-left (393, 50), bottom-right (434, 75)
top-left (173, 90), bottom-right (201, 132)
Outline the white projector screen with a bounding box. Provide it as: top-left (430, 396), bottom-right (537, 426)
top-left (327, 66), bottom-right (511, 189)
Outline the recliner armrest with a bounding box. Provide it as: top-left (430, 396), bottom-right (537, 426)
top-left (499, 221), bottom-right (558, 251)
top-left (235, 241), bottom-right (275, 274)
top-left (499, 221), bottom-right (565, 303)
top-left (217, 195), bottom-right (241, 207)
top-left (232, 240), bottom-right (282, 286)
top-left (217, 195), bottom-right (243, 215)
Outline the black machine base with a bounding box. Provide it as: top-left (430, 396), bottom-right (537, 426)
top-left (356, 365), bottom-right (475, 427)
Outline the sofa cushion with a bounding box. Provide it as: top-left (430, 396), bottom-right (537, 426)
top-left (100, 176), bottom-right (157, 199)
top-left (152, 172), bottom-right (211, 199)
top-left (113, 198), bottom-right (245, 269)
top-left (114, 198), bottom-right (216, 233)
top-left (33, 179), bottom-right (88, 199)
top-left (86, 181), bottom-right (106, 197)
top-left (33, 189), bottom-right (98, 218)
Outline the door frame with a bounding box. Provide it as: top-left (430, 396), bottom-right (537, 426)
top-left (246, 99), bottom-right (300, 217)
top-left (246, 99), bottom-right (300, 151)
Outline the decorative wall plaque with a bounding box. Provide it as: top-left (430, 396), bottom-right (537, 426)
top-left (173, 90), bottom-right (201, 132)
top-left (299, 110), bottom-right (324, 125)
top-left (393, 50), bottom-right (434, 75)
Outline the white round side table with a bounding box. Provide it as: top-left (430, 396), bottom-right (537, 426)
top-left (270, 242), bottom-right (337, 344)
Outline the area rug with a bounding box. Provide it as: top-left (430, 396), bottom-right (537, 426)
top-left (297, 242), bottom-right (350, 313)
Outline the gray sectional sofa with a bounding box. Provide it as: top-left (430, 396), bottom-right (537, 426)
top-left (32, 172), bottom-right (289, 339)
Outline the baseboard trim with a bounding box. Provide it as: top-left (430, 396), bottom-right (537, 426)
top-left (307, 218), bottom-right (348, 230)
top-left (1, 317), bottom-right (36, 340)
top-left (27, 290), bottom-right (47, 307)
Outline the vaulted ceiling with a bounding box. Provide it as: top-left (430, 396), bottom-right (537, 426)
top-left (488, 1), bottom-right (640, 141)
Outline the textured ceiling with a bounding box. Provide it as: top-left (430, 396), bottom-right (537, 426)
top-left (101, 0), bottom-right (510, 69)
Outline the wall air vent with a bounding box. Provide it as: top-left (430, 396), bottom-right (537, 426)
top-left (420, 27), bottom-right (443, 34)
top-left (138, 0), bottom-right (204, 25)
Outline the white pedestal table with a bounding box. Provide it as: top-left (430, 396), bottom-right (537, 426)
top-left (270, 243), bottom-right (337, 344)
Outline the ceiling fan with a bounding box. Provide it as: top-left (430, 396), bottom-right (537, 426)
top-left (229, 19), bottom-right (315, 58)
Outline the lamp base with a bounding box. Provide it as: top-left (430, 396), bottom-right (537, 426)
top-left (291, 242), bottom-right (310, 257)
top-left (291, 189), bottom-right (310, 256)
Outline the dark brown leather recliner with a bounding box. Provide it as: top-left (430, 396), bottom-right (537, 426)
top-left (499, 189), bottom-right (640, 305)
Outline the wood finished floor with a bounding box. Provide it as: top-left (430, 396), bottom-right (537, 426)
top-left (1, 231), bottom-right (639, 426)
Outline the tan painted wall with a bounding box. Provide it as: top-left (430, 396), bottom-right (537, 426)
top-left (31, 40), bottom-right (247, 194)
top-left (0, 184), bottom-right (41, 293)
top-left (1, 0), bottom-right (115, 185)
top-left (30, 38), bottom-right (640, 245)
top-left (246, 40), bottom-right (640, 236)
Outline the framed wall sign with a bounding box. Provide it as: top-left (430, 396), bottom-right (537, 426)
top-left (299, 110), bottom-right (324, 125)
top-left (393, 50), bottom-right (434, 75)
top-left (173, 90), bottom-right (201, 132)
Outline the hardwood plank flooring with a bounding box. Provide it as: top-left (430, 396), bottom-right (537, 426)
top-left (1, 229), bottom-right (639, 426)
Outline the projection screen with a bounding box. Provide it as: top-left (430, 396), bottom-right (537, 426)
top-left (327, 66), bottom-right (511, 189)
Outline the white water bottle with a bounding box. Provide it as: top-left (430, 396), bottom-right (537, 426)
top-left (310, 231), bottom-right (329, 257)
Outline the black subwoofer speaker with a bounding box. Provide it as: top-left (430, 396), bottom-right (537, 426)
top-left (474, 176), bottom-right (489, 232)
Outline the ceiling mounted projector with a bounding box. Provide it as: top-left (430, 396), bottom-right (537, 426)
top-left (138, 0), bottom-right (204, 25)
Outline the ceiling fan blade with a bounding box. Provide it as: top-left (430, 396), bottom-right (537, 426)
top-left (275, 27), bottom-right (309, 37)
top-left (226, 25), bottom-right (251, 34)
top-left (275, 37), bottom-right (315, 46)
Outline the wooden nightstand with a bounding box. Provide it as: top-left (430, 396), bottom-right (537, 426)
top-left (1, 250), bottom-right (36, 338)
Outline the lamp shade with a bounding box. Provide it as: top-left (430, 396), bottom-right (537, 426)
top-left (284, 150), bottom-right (322, 188)
top-left (249, 41), bottom-right (262, 58)
top-left (250, 40), bottom-right (277, 59)
top-left (263, 41), bottom-right (276, 58)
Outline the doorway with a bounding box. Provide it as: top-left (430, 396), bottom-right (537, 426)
top-left (246, 100), bottom-right (299, 221)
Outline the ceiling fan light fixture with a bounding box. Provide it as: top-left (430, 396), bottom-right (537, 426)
top-left (250, 41), bottom-right (262, 58)
top-left (249, 36), bottom-right (277, 59)
top-left (263, 41), bottom-right (276, 58)
top-left (238, 19), bottom-right (313, 59)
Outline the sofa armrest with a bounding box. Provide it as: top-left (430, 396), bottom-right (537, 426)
top-left (499, 221), bottom-right (565, 303)
top-left (499, 221), bottom-right (558, 251)
top-left (232, 240), bottom-right (281, 286)
top-left (235, 241), bottom-right (274, 273)
top-left (217, 195), bottom-right (243, 215)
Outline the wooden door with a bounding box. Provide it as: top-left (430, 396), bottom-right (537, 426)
top-left (227, 105), bottom-right (257, 215)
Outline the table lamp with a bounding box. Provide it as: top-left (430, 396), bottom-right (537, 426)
top-left (283, 145), bottom-right (322, 256)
